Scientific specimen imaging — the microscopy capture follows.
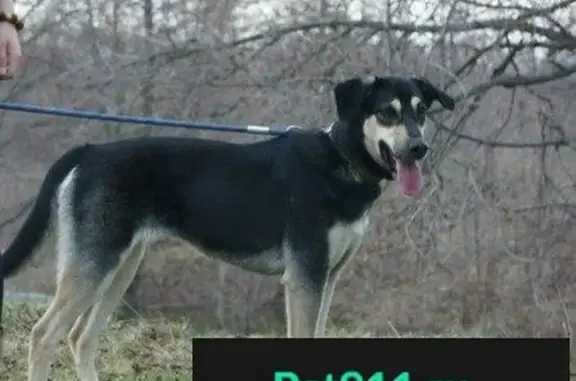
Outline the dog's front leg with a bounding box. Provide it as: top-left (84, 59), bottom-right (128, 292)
top-left (313, 270), bottom-right (339, 337)
top-left (282, 269), bottom-right (324, 338)
top-left (281, 247), bottom-right (327, 338)
top-left (314, 248), bottom-right (354, 337)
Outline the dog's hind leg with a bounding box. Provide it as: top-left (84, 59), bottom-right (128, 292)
top-left (68, 307), bottom-right (92, 360)
top-left (67, 240), bottom-right (148, 381)
top-left (27, 259), bottom-right (104, 381)
top-left (27, 170), bottom-right (112, 381)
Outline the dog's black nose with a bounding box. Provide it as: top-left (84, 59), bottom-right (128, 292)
top-left (409, 140), bottom-right (428, 160)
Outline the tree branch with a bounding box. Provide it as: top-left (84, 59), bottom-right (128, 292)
top-left (432, 119), bottom-right (571, 149)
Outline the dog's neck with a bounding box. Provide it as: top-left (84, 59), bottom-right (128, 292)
top-left (324, 121), bottom-right (393, 183)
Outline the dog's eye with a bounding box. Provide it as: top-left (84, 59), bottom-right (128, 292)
top-left (376, 106), bottom-right (397, 124)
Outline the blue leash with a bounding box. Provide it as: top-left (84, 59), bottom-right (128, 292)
top-left (0, 101), bottom-right (296, 136)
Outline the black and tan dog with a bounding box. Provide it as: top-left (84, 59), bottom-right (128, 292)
top-left (0, 75), bottom-right (454, 381)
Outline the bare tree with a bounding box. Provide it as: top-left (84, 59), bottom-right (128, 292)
top-left (1, 0), bottom-right (575, 337)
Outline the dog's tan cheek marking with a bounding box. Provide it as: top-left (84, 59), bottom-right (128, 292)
top-left (386, 124), bottom-right (409, 139)
top-left (362, 117), bottom-right (384, 163)
top-left (363, 116), bottom-right (378, 137)
top-left (364, 116), bottom-right (409, 140)
top-left (363, 116), bottom-right (410, 159)
top-left (375, 122), bottom-right (409, 146)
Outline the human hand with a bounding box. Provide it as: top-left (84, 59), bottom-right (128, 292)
top-left (0, 20), bottom-right (20, 80)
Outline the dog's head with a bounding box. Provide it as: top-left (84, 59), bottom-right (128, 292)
top-left (333, 76), bottom-right (455, 197)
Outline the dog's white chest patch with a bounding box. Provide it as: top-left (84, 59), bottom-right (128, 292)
top-left (326, 214), bottom-right (370, 269)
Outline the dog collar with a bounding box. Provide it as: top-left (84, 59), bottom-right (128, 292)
top-left (324, 123), bottom-right (383, 184)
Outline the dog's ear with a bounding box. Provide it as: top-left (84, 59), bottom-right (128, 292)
top-left (411, 77), bottom-right (455, 111)
top-left (333, 77), bottom-right (374, 121)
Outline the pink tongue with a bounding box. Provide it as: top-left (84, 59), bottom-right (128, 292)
top-left (395, 160), bottom-right (423, 197)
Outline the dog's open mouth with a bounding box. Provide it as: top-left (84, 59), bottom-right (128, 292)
top-left (379, 141), bottom-right (423, 197)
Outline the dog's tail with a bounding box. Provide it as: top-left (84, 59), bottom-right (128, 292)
top-left (0, 144), bottom-right (90, 355)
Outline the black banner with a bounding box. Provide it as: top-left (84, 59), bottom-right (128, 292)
top-left (193, 338), bottom-right (569, 381)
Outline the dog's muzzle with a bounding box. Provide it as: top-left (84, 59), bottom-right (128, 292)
top-left (397, 137), bottom-right (428, 162)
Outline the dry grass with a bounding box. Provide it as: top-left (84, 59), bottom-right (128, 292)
top-left (2, 302), bottom-right (574, 380)
top-left (1, 302), bottom-right (192, 381)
